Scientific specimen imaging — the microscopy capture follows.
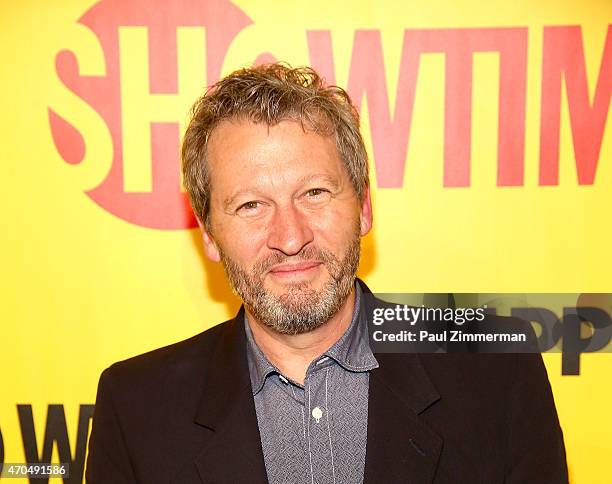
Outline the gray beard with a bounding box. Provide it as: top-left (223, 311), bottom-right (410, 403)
top-left (218, 236), bottom-right (361, 335)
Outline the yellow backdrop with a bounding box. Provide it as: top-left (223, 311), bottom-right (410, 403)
top-left (1, 0), bottom-right (610, 482)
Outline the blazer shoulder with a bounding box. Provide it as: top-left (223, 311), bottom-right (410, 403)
top-left (100, 318), bottom-right (234, 391)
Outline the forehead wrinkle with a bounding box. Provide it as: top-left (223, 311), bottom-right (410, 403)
top-left (220, 170), bottom-right (283, 211)
top-left (209, 120), bottom-right (346, 212)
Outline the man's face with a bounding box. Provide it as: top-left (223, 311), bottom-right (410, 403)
top-left (201, 119), bottom-right (372, 335)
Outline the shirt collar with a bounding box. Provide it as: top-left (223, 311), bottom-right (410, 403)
top-left (321, 282), bottom-right (379, 373)
top-left (244, 280), bottom-right (379, 396)
top-left (244, 317), bottom-right (277, 395)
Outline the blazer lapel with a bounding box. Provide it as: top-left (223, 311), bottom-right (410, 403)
top-left (358, 279), bottom-right (444, 484)
top-left (191, 307), bottom-right (268, 484)
top-left (364, 354), bottom-right (443, 484)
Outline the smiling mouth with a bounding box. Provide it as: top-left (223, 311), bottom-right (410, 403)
top-left (268, 261), bottom-right (323, 278)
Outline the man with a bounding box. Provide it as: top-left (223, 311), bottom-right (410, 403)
top-left (86, 64), bottom-right (568, 483)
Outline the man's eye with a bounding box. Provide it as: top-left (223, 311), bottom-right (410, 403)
top-left (237, 201), bottom-right (260, 212)
top-left (306, 188), bottom-right (329, 198)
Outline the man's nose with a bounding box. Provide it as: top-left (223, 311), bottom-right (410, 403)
top-left (266, 204), bottom-right (314, 256)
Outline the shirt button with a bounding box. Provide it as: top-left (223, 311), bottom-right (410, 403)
top-left (312, 406), bottom-right (323, 423)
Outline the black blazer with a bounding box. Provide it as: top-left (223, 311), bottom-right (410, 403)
top-left (86, 281), bottom-right (568, 483)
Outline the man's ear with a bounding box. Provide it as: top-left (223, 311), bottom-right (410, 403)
top-left (359, 185), bottom-right (373, 236)
top-left (197, 217), bottom-right (221, 263)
